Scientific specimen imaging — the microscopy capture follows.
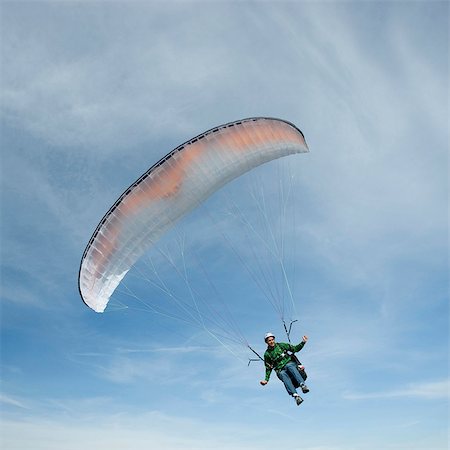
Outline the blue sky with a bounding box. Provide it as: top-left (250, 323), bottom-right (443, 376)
top-left (1, 1), bottom-right (448, 449)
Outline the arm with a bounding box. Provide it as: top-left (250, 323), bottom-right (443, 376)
top-left (291, 335), bottom-right (308, 353)
top-left (260, 355), bottom-right (272, 386)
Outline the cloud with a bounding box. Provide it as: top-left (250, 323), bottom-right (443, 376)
top-left (343, 379), bottom-right (449, 400)
top-left (0, 394), bottom-right (29, 410)
top-left (71, 340), bottom-right (240, 387)
top-left (0, 411), bottom-right (259, 450)
top-left (1, 4), bottom-right (447, 450)
top-left (0, 3), bottom-right (257, 153)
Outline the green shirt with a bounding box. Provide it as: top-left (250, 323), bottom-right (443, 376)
top-left (264, 341), bottom-right (305, 381)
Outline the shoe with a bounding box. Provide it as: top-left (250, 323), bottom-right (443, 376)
top-left (301, 384), bottom-right (309, 394)
top-left (293, 394), bottom-right (303, 405)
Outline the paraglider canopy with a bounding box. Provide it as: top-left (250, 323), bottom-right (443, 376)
top-left (78, 117), bottom-right (308, 313)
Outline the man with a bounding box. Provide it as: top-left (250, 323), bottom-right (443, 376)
top-left (260, 332), bottom-right (309, 406)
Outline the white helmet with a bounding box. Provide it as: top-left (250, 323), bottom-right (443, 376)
top-left (264, 332), bottom-right (275, 342)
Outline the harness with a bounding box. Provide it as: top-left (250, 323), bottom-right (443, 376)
top-left (266, 344), bottom-right (290, 373)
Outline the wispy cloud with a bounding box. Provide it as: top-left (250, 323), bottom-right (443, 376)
top-left (0, 407), bottom-right (383, 450)
top-left (343, 379), bottom-right (449, 401)
top-left (0, 409), bottom-right (296, 450)
top-left (0, 3), bottom-right (251, 154)
top-left (1, 3), bottom-right (447, 450)
top-left (0, 394), bottom-right (29, 409)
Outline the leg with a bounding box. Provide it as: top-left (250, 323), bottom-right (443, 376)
top-left (285, 361), bottom-right (304, 385)
top-left (285, 361), bottom-right (309, 393)
top-left (277, 367), bottom-right (298, 396)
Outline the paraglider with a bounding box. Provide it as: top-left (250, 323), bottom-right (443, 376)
top-left (78, 116), bottom-right (310, 405)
